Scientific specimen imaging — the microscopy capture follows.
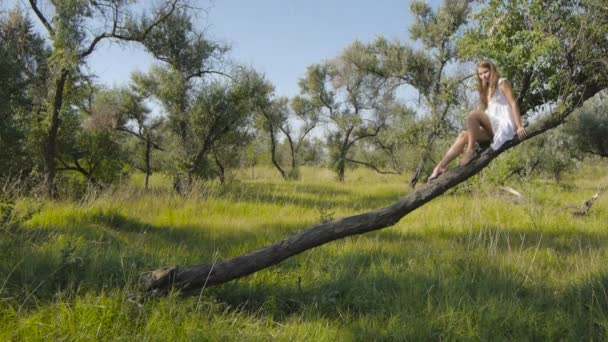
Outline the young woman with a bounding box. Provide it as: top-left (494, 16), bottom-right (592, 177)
top-left (428, 61), bottom-right (527, 181)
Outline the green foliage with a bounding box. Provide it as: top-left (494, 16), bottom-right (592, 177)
top-left (255, 93), bottom-right (322, 181)
top-left (482, 126), bottom-right (581, 185)
top-left (0, 8), bottom-right (50, 176)
top-left (51, 88), bottom-right (128, 189)
top-left (535, 129), bottom-right (581, 183)
top-left (563, 92), bottom-right (608, 158)
top-left (339, 1), bottom-right (473, 183)
top-left (142, 8), bottom-right (229, 78)
top-left (459, 0), bottom-right (608, 114)
top-left (409, 0), bottom-right (470, 54)
top-left (298, 59), bottom-right (392, 181)
top-left (187, 69), bottom-right (272, 178)
top-left (130, 10), bottom-right (256, 186)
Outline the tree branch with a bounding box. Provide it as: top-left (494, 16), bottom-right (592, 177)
top-left (346, 123), bottom-right (383, 150)
top-left (117, 126), bottom-right (143, 139)
top-left (28, 0), bottom-right (54, 36)
top-left (80, 0), bottom-right (180, 59)
top-left (345, 157), bottom-right (400, 175)
top-left (186, 69), bottom-right (235, 81)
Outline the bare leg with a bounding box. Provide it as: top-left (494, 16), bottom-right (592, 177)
top-left (440, 131), bottom-right (469, 168)
top-left (461, 110), bottom-right (493, 166)
top-left (429, 131), bottom-right (468, 180)
top-left (429, 121), bottom-right (493, 181)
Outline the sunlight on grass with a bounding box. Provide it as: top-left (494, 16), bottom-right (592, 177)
top-left (1, 164), bottom-right (608, 340)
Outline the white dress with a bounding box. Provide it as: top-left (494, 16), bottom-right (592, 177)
top-left (486, 78), bottom-right (517, 150)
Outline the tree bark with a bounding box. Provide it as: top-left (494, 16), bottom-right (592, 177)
top-left (145, 136), bottom-right (151, 191)
top-left (45, 68), bottom-right (69, 199)
top-left (143, 100), bottom-right (587, 295)
top-left (269, 126), bottom-right (287, 180)
top-left (336, 127), bottom-right (354, 182)
top-left (214, 152), bottom-right (226, 185)
top-left (336, 153), bottom-right (346, 182)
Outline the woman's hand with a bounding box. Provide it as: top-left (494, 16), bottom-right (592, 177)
top-left (516, 126), bottom-right (527, 140)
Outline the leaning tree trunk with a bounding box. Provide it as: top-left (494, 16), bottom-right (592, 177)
top-left (143, 101), bottom-right (584, 295)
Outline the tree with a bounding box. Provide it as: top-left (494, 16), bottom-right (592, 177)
top-left (186, 69), bottom-right (273, 182)
top-left (0, 7), bottom-right (49, 178)
top-left (55, 86), bottom-right (127, 187)
top-left (257, 95), bottom-right (321, 180)
top-left (298, 60), bottom-right (390, 182)
top-left (114, 84), bottom-right (165, 190)
top-left (536, 129), bottom-right (580, 183)
top-left (343, 0), bottom-right (473, 187)
top-left (346, 100), bottom-right (417, 175)
top-left (564, 92), bottom-right (608, 158)
top-left (146, 0), bottom-right (607, 293)
top-left (26, 0), bottom-right (185, 198)
top-left (130, 6), bottom-right (242, 191)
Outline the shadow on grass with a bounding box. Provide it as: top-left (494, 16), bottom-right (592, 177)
top-left (215, 181), bottom-right (405, 212)
top-left (4, 207), bottom-right (608, 339)
top-left (208, 242), bottom-right (608, 340)
top-left (0, 210), bottom-right (308, 306)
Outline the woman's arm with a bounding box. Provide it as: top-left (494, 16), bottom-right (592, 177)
top-left (501, 80), bottom-right (527, 140)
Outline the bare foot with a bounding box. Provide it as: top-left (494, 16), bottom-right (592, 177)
top-left (428, 165), bottom-right (446, 181)
top-left (459, 149), bottom-right (476, 166)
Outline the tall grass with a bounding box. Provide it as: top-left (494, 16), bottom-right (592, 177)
top-left (1, 165), bottom-right (607, 340)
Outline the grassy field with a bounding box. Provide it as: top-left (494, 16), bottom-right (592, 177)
top-left (1, 164), bottom-right (607, 340)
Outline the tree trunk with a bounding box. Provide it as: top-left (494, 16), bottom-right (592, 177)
top-left (409, 158), bottom-right (425, 189)
top-left (45, 68), bottom-right (69, 199)
top-left (269, 128), bottom-right (287, 180)
top-left (336, 155), bottom-right (346, 182)
top-left (214, 153), bottom-right (226, 185)
top-left (143, 101), bottom-right (584, 295)
top-left (145, 136), bottom-right (151, 191)
top-left (335, 128), bottom-right (353, 182)
top-left (287, 133), bottom-right (299, 180)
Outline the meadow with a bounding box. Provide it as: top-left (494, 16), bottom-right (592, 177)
top-left (1, 164), bottom-right (607, 341)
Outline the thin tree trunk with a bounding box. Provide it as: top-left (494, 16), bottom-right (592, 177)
top-left (410, 158), bottom-right (426, 188)
top-left (285, 131), bottom-right (298, 180)
top-left (145, 137), bottom-right (151, 190)
top-left (45, 68), bottom-right (69, 199)
top-left (337, 128), bottom-right (353, 183)
top-left (215, 153), bottom-right (226, 184)
top-left (337, 154), bottom-right (346, 182)
top-left (269, 128), bottom-right (287, 180)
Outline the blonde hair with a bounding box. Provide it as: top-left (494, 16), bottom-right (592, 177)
top-left (477, 61), bottom-right (500, 110)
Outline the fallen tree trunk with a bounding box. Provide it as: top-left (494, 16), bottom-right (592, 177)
top-left (143, 102), bottom-right (584, 294)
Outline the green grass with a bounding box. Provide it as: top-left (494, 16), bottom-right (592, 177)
top-left (1, 165), bottom-right (608, 340)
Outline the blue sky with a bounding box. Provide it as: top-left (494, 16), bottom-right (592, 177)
top-left (4, 0), bottom-right (441, 98)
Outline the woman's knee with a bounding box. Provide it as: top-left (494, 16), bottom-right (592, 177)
top-left (458, 131), bottom-right (468, 142)
top-left (468, 110), bottom-right (481, 121)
